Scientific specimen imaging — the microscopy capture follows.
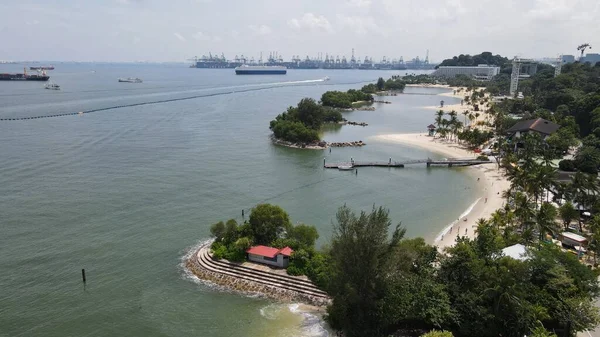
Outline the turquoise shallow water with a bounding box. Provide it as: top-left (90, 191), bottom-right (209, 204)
top-left (0, 64), bottom-right (479, 336)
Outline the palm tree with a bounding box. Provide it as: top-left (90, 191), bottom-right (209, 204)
top-left (536, 202), bottom-right (558, 245)
top-left (434, 110), bottom-right (444, 138)
top-left (559, 201), bottom-right (578, 230)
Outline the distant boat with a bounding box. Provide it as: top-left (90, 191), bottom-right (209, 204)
top-left (44, 82), bottom-right (60, 90)
top-left (234, 65), bottom-right (286, 75)
top-left (323, 76), bottom-right (330, 81)
top-left (338, 164), bottom-right (354, 170)
top-left (118, 77), bottom-right (142, 83)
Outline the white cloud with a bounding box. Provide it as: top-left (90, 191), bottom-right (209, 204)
top-left (192, 31), bottom-right (222, 42)
top-left (248, 24), bottom-right (272, 36)
top-left (173, 32), bottom-right (186, 42)
top-left (287, 13), bottom-right (334, 33)
top-left (347, 0), bottom-right (371, 8)
top-left (336, 15), bottom-right (382, 36)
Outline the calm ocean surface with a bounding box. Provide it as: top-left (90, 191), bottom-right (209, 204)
top-left (0, 64), bottom-right (479, 336)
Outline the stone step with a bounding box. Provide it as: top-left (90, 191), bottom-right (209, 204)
top-left (206, 250), bottom-right (321, 290)
top-left (196, 249), bottom-right (329, 299)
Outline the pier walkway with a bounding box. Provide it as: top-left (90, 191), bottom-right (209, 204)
top-left (323, 158), bottom-right (493, 169)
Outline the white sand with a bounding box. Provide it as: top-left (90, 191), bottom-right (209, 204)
top-left (371, 133), bottom-right (510, 250)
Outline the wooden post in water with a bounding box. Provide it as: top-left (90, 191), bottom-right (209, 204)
top-left (323, 158), bottom-right (326, 168)
top-left (81, 269), bottom-right (86, 283)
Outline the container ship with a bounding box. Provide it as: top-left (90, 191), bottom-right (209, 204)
top-left (234, 65), bottom-right (287, 75)
top-left (30, 66), bottom-right (54, 70)
top-left (0, 68), bottom-right (49, 81)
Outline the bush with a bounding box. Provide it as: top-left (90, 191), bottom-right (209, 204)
top-left (286, 265), bottom-right (303, 276)
top-left (476, 155), bottom-right (489, 161)
top-left (559, 159), bottom-right (576, 171)
top-left (211, 241), bottom-right (227, 259)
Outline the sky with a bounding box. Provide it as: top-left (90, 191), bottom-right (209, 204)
top-left (0, 0), bottom-right (598, 62)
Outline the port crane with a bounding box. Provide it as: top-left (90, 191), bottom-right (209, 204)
top-left (577, 43), bottom-right (592, 60)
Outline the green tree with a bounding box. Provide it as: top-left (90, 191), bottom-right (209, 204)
top-left (287, 223), bottom-right (319, 248)
top-left (296, 98), bottom-right (324, 130)
top-left (326, 205), bottom-right (407, 337)
top-left (558, 202), bottom-right (578, 230)
top-left (210, 221), bottom-right (225, 240)
top-left (248, 204), bottom-right (292, 245)
top-left (376, 77), bottom-right (385, 91)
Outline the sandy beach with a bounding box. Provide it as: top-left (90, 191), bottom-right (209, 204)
top-left (371, 133), bottom-right (510, 249)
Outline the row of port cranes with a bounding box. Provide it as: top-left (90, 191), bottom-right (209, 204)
top-left (189, 49), bottom-right (436, 69)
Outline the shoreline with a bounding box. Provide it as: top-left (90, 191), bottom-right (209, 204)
top-left (371, 133), bottom-right (509, 249)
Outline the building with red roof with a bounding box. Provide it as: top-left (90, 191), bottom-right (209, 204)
top-left (246, 245), bottom-right (294, 268)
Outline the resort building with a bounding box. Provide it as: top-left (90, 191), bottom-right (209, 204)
top-left (246, 245), bottom-right (293, 268)
top-left (431, 65), bottom-right (501, 81)
top-left (581, 53), bottom-right (600, 65)
top-left (506, 118), bottom-right (560, 140)
top-left (559, 232), bottom-right (587, 249)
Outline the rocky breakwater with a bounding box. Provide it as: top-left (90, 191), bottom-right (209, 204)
top-left (374, 100), bottom-right (392, 104)
top-left (329, 140), bottom-right (365, 147)
top-left (354, 106), bottom-right (376, 111)
top-left (186, 243), bottom-right (331, 307)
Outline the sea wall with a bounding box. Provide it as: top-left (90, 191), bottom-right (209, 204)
top-left (186, 247), bottom-right (331, 307)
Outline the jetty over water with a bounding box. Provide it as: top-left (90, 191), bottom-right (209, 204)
top-left (324, 158), bottom-right (493, 169)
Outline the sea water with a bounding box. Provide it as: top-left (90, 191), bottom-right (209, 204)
top-left (0, 64), bottom-right (479, 336)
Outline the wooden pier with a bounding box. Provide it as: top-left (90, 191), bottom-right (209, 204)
top-left (323, 158), bottom-right (492, 169)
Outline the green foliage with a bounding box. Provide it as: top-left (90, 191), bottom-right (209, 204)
top-left (476, 155), bottom-right (489, 161)
top-left (270, 120), bottom-right (320, 143)
top-left (420, 331), bottom-right (454, 337)
top-left (287, 223), bottom-right (319, 249)
top-left (383, 78), bottom-right (406, 91)
top-left (558, 201), bottom-right (578, 230)
top-left (249, 204), bottom-right (291, 245)
top-left (322, 108), bottom-right (343, 123)
top-left (321, 90), bottom-right (373, 108)
top-left (325, 205), bottom-right (452, 337)
top-left (437, 51), bottom-right (510, 68)
top-left (211, 241), bottom-right (227, 259)
top-left (361, 83), bottom-right (377, 94)
top-left (210, 221), bottom-right (225, 240)
top-left (574, 145), bottom-right (600, 174)
top-left (376, 77), bottom-right (385, 91)
top-left (558, 159), bottom-right (576, 171)
top-left (269, 98), bottom-right (325, 143)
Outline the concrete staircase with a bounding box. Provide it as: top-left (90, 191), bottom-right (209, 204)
top-left (194, 246), bottom-right (329, 301)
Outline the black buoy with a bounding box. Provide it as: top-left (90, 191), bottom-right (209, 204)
top-left (81, 269), bottom-right (86, 283)
top-left (242, 209), bottom-right (244, 217)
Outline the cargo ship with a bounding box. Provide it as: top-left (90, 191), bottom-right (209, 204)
top-left (0, 68), bottom-right (49, 81)
top-left (30, 66), bottom-right (54, 70)
top-left (235, 65), bottom-right (287, 75)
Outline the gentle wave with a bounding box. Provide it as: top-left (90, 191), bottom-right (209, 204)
top-left (434, 197), bottom-right (481, 242)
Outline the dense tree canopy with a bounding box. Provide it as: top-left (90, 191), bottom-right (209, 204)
top-left (437, 51), bottom-right (510, 69)
top-left (320, 89), bottom-right (373, 108)
top-left (269, 97), bottom-right (342, 143)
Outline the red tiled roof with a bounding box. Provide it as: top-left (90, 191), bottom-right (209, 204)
top-left (246, 245), bottom-right (279, 258)
top-left (278, 247), bottom-right (293, 256)
top-left (246, 245), bottom-right (294, 258)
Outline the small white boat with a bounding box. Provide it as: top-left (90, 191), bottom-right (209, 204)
top-left (338, 165), bottom-right (354, 170)
top-left (44, 82), bottom-right (60, 90)
top-left (118, 77), bottom-right (142, 83)
top-left (323, 76), bottom-right (330, 81)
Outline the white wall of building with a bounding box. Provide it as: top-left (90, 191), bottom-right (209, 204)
top-left (432, 65), bottom-right (500, 81)
top-left (247, 253), bottom-right (289, 268)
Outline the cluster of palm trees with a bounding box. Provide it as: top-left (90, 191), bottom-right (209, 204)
top-left (482, 133), bottom-right (600, 261)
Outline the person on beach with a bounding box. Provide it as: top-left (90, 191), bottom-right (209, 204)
top-left (485, 197), bottom-right (487, 203)
top-left (465, 228), bottom-right (468, 234)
